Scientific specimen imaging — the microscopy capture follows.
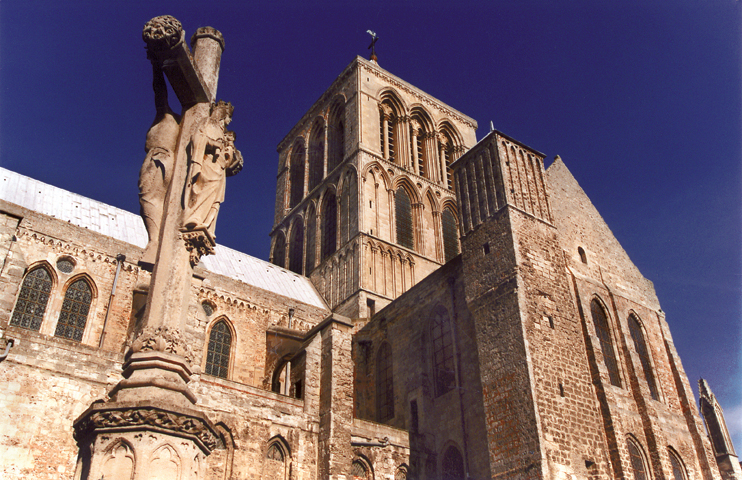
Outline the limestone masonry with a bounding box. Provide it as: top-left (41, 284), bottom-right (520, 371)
top-left (0, 17), bottom-right (739, 480)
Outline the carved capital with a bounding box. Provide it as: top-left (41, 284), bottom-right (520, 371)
top-left (74, 405), bottom-right (220, 453)
top-left (180, 227), bottom-right (216, 266)
top-left (143, 16), bottom-right (183, 52)
top-left (131, 326), bottom-right (195, 365)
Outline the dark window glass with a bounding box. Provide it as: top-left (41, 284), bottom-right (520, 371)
top-left (289, 143), bottom-right (305, 208)
top-left (431, 306), bottom-right (456, 396)
top-left (273, 234), bottom-right (286, 268)
top-left (322, 193), bottom-right (337, 260)
top-left (388, 120), bottom-right (395, 162)
top-left (266, 443), bottom-right (284, 462)
top-left (395, 187), bottom-right (414, 250)
top-left (628, 439), bottom-right (649, 480)
top-left (442, 446), bottom-right (465, 480)
top-left (591, 300), bottom-right (621, 387)
top-left (308, 125), bottom-right (324, 192)
top-left (352, 460), bottom-right (368, 480)
top-left (669, 449), bottom-right (686, 480)
top-left (442, 208), bottom-right (459, 262)
top-left (288, 222), bottom-right (304, 275)
top-left (55, 279), bottom-right (92, 341)
top-left (628, 314), bottom-right (659, 400)
top-left (56, 258), bottom-right (74, 273)
top-left (305, 206), bottom-right (316, 273)
top-left (205, 320), bottom-right (232, 379)
top-left (376, 342), bottom-right (394, 422)
top-left (10, 267), bottom-right (52, 331)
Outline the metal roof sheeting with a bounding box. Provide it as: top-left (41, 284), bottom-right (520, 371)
top-left (0, 167), bottom-right (328, 309)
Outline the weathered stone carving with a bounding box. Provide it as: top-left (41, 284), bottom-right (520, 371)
top-left (139, 59), bottom-right (182, 267)
top-left (130, 326), bottom-right (195, 365)
top-left (74, 406), bottom-right (219, 452)
top-left (180, 227), bottom-right (216, 267)
top-left (182, 100), bottom-right (242, 237)
top-left (142, 15), bottom-right (183, 51)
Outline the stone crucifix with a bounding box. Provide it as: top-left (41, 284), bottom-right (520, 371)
top-left (117, 15), bottom-right (241, 406)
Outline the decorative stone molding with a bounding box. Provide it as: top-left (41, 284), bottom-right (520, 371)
top-left (142, 16), bottom-right (183, 52)
top-left (180, 227), bottom-right (216, 267)
top-left (131, 326), bottom-right (195, 365)
top-left (74, 405), bottom-right (220, 453)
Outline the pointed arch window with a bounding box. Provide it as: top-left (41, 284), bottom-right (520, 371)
top-left (627, 437), bottom-right (649, 480)
top-left (267, 443), bottom-right (284, 462)
top-left (288, 221), bottom-right (304, 275)
top-left (432, 306), bottom-right (456, 396)
top-left (305, 205), bottom-right (317, 273)
top-left (289, 143), bottom-right (305, 208)
top-left (395, 187), bottom-right (414, 250)
top-left (376, 342), bottom-right (394, 422)
top-left (590, 299), bottom-right (621, 387)
top-left (379, 102), bottom-right (397, 163)
top-left (668, 448), bottom-right (687, 480)
top-left (308, 124), bottom-right (325, 192)
top-left (442, 446), bottom-right (465, 480)
top-left (55, 278), bottom-right (92, 341)
top-left (329, 102), bottom-right (345, 172)
top-left (352, 459), bottom-right (371, 480)
top-left (628, 314), bottom-right (659, 400)
top-left (442, 207), bottom-right (460, 262)
top-left (321, 192), bottom-right (337, 260)
top-left (10, 266), bottom-right (52, 331)
top-left (272, 233), bottom-right (286, 268)
top-left (205, 319), bottom-right (232, 379)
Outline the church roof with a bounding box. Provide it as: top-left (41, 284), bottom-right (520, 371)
top-left (0, 167), bottom-right (328, 310)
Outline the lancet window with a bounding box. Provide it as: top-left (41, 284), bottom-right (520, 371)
top-left (439, 130), bottom-right (455, 189)
top-left (328, 101), bottom-right (345, 172)
top-left (627, 437), bottom-right (649, 480)
top-left (442, 446), bottom-right (465, 480)
top-left (321, 192), bottom-right (337, 260)
top-left (442, 207), bottom-right (460, 262)
top-left (376, 342), bottom-right (394, 422)
top-left (590, 299), bottom-right (621, 387)
top-left (395, 187), bottom-right (414, 250)
top-left (352, 459), bottom-right (371, 480)
top-left (379, 101), bottom-right (398, 164)
top-left (668, 448), bottom-right (687, 480)
top-left (289, 142), bottom-right (305, 208)
top-left (55, 278), bottom-right (92, 342)
top-left (628, 314), bottom-right (659, 400)
top-left (308, 123), bottom-right (325, 193)
top-left (288, 221), bottom-right (304, 275)
top-left (10, 266), bottom-right (52, 331)
top-left (305, 204), bottom-right (317, 273)
top-left (431, 305), bottom-right (456, 396)
top-left (205, 319), bottom-right (232, 379)
top-left (272, 233), bottom-right (286, 268)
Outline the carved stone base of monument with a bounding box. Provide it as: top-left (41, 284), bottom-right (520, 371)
top-left (73, 403), bottom-right (220, 480)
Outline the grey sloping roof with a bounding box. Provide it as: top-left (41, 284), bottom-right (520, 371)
top-left (0, 167), bottom-right (328, 309)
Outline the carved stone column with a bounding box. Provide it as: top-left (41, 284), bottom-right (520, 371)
top-left (410, 120), bottom-right (421, 177)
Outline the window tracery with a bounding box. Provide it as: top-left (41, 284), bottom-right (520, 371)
top-left (10, 266), bottom-right (52, 331)
top-left (627, 437), bottom-right (649, 480)
top-left (205, 319), bottom-right (232, 379)
top-left (55, 278), bottom-right (92, 341)
top-left (442, 207), bottom-right (460, 262)
top-left (395, 187), bottom-right (414, 250)
top-left (668, 448), bottom-right (687, 480)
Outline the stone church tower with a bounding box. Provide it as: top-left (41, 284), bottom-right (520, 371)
top-left (269, 56), bottom-right (476, 318)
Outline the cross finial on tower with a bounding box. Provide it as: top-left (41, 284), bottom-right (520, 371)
top-left (367, 30), bottom-right (379, 63)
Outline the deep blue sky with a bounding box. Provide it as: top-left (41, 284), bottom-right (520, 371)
top-left (2, 0), bottom-right (740, 447)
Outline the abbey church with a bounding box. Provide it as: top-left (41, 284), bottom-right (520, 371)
top-left (0, 23), bottom-right (739, 480)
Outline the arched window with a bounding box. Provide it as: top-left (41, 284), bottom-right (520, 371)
top-left (395, 187), bottom-right (414, 250)
top-left (376, 342), bottom-right (394, 422)
top-left (267, 443), bottom-right (284, 462)
top-left (379, 100), bottom-right (399, 164)
top-left (352, 458), bottom-right (372, 480)
top-left (590, 299), bottom-right (621, 387)
top-left (289, 142), bottom-right (305, 208)
top-left (305, 204), bottom-right (317, 273)
top-left (55, 278), bottom-right (92, 341)
top-left (431, 306), bottom-right (456, 396)
top-left (308, 122), bottom-right (325, 192)
top-left (10, 266), bottom-right (52, 331)
top-left (578, 246), bottom-right (587, 264)
top-left (627, 437), bottom-right (650, 480)
top-left (442, 446), bottom-right (465, 480)
top-left (321, 192), bottom-right (337, 260)
top-left (668, 448), bottom-right (687, 480)
top-left (328, 102), bottom-right (345, 172)
top-left (628, 314), bottom-right (659, 400)
top-left (340, 170), bottom-right (358, 245)
top-left (205, 319), bottom-right (232, 379)
top-left (272, 233), bottom-right (286, 268)
top-left (409, 117), bottom-right (428, 178)
top-left (288, 221), bottom-right (304, 275)
top-left (442, 207), bottom-right (460, 262)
